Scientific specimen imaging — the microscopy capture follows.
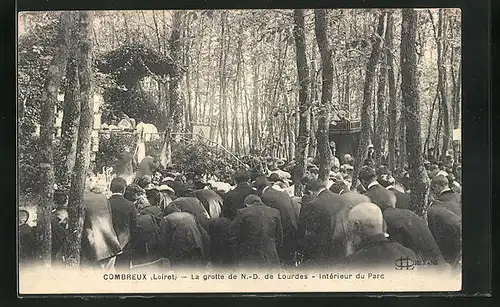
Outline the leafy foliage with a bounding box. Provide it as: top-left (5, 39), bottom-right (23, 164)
top-left (97, 43), bottom-right (180, 128)
top-left (171, 139), bottom-right (236, 182)
top-left (98, 44), bottom-right (176, 86)
top-left (18, 13), bottom-right (61, 196)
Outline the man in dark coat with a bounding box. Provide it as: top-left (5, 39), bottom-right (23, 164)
top-left (51, 207), bottom-right (69, 265)
top-left (166, 197), bottom-right (210, 226)
top-left (385, 169), bottom-right (411, 210)
top-left (19, 209), bottom-right (35, 264)
top-left (299, 179), bottom-right (350, 266)
top-left (205, 217), bottom-right (236, 268)
top-left (190, 181), bottom-right (223, 219)
top-left (359, 166), bottom-right (396, 212)
top-left (130, 213), bottom-right (162, 267)
top-left (109, 177), bottom-right (138, 269)
top-left (387, 185), bottom-right (411, 210)
top-left (254, 176), bottom-right (298, 266)
top-left (431, 175), bottom-right (461, 217)
top-left (222, 170), bottom-right (257, 220)
top-left (230, 195), bottom-right (283, 268)
top-left (159, 211), bottom-right (211, 269)
top-left (381, 192), bottom-right (445, 265)
top-left (427, 207), bottom-right (462, 267)
top-left (342, 202), bottom-right (418, 269)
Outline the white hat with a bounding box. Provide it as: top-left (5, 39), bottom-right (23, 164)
top-left (436, 170), bottom-right (449, 177)
top-left (158, 184), bottom-right (175, 195)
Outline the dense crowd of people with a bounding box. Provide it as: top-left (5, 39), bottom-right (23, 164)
top-left (19, 143), bottom-right (461, 272)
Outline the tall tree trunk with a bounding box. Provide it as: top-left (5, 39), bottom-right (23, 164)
top-left (434, 97), bottom-right (442, 158)
top-left (252, 52), bottom-right (260, 152)
top-left (292, 9), bottom-right (311, 196)
top-left (244, 89), bottom-right (252, 153)
top-left (386, 12), bottom-right (398, 170)
top-left (398, 116), bottom-right (406, 167)
top-left (204, 21), bottom-right (213, 124)
top-left (308, 49), bottom-right (318, 159)
top-left (36, 11), bottom-right (72, 267)
top-left (57, 14), bottom-right (80, 190)
top-left (400, 8), bottom-right (430, 219)
top-left (65, 11), bottom-right (94, 267)
top-left (424, 89), bottom-right (439, 156)
top-left (314, 9), bottom-right (333, 181)
top-left (193, 18), bottom-right (204, 123)
top-left (161, 10), bottom-right (183, 167)
top-left (123, 12), bottom-right (131, 44)
top-left (232, 19), bottom-right (243, 154)
top-left (152, 11), bottom-right (162, 52)
top-left (375, 38), bottom-right (388, 166)
top-left (453, 56), bottom-right (461, 129)
top-left (218, 11), bottom-right (227, 148)
top-left (286, 95), bottom-right (296, 161)
top-left (184, 17), bottom-right (193, 132)
top-left (438, 9), bottom-right (451, 159)
top-left (353, 12), bottom-right (386, 184)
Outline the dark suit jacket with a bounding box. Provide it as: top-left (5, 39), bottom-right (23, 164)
top-left (222, 182), bottom-right (257, 220)
top-left (431, 200), bottom-right (461, 217)
top-left (159, 212), bottom-right (211, 267)
top-left (130, 214), bottom-right (161, 266)
top-left (364, 183), bottom-right (396, 212)
top-left (301, 189), bottom-right (350, 264)
top-left (51, 215), bottom-right (68, 263)
top-left (19, 224), bottom-right (36, 262)
top-left (192, 189), bottom-right (223, 219)
top-left (139, 205), bottom-right (163, 218)
top-left (342, 233), bottom-right (419, 269)
top-left (435, 190), bottom-right (461, 217)
top-left (109, 194), bottom-right (138, 249)
top-left (427, 207), bottom-right (461, 265)
top-left (388, 188), bottom-right (411, 210)
top-left (261, 187), bottom-right (299, 261)
top-left (230, 204), bottom-right (283, 267)
top-left (166, 197), bottom-right (210, 225)
top-left (438, 189), bottom-right (461, 204)
top-left (383, 207), bottom-right (444, 264)
top-left (205, 217), bottom-right (236, 267)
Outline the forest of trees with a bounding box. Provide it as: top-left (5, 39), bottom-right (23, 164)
top-left (18, 9), bottom-right (461, 266)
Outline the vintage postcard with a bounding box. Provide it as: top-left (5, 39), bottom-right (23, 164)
top-left (18, 8), bottom-right (462, 294)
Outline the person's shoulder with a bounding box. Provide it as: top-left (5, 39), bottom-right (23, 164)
top-left (427, 206), bottom-right (461, 222)
top-left (264, 204), bottom-right (280, 214)
top-left (392, 241), bottom-right (418, 257)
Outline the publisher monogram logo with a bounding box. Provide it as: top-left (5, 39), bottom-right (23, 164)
top-left (394, 257), bottom-right (415, 270)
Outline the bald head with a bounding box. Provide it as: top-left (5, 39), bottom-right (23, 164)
top-left (348, 202), bottom-right (384, 237)
top-left (432, 175), bottom-right (449, 188)
top-left (431, 175), bottom-right (449, 195)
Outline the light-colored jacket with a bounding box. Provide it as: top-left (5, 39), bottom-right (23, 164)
top-left (82, 191), bottom-right (122, 262)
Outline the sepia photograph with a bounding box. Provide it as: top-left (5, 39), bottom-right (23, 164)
top-left (17, 8), bottom-right (462, 294)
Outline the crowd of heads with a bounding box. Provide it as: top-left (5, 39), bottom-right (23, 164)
top-left (18, 142), bottom-right (461, 272)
